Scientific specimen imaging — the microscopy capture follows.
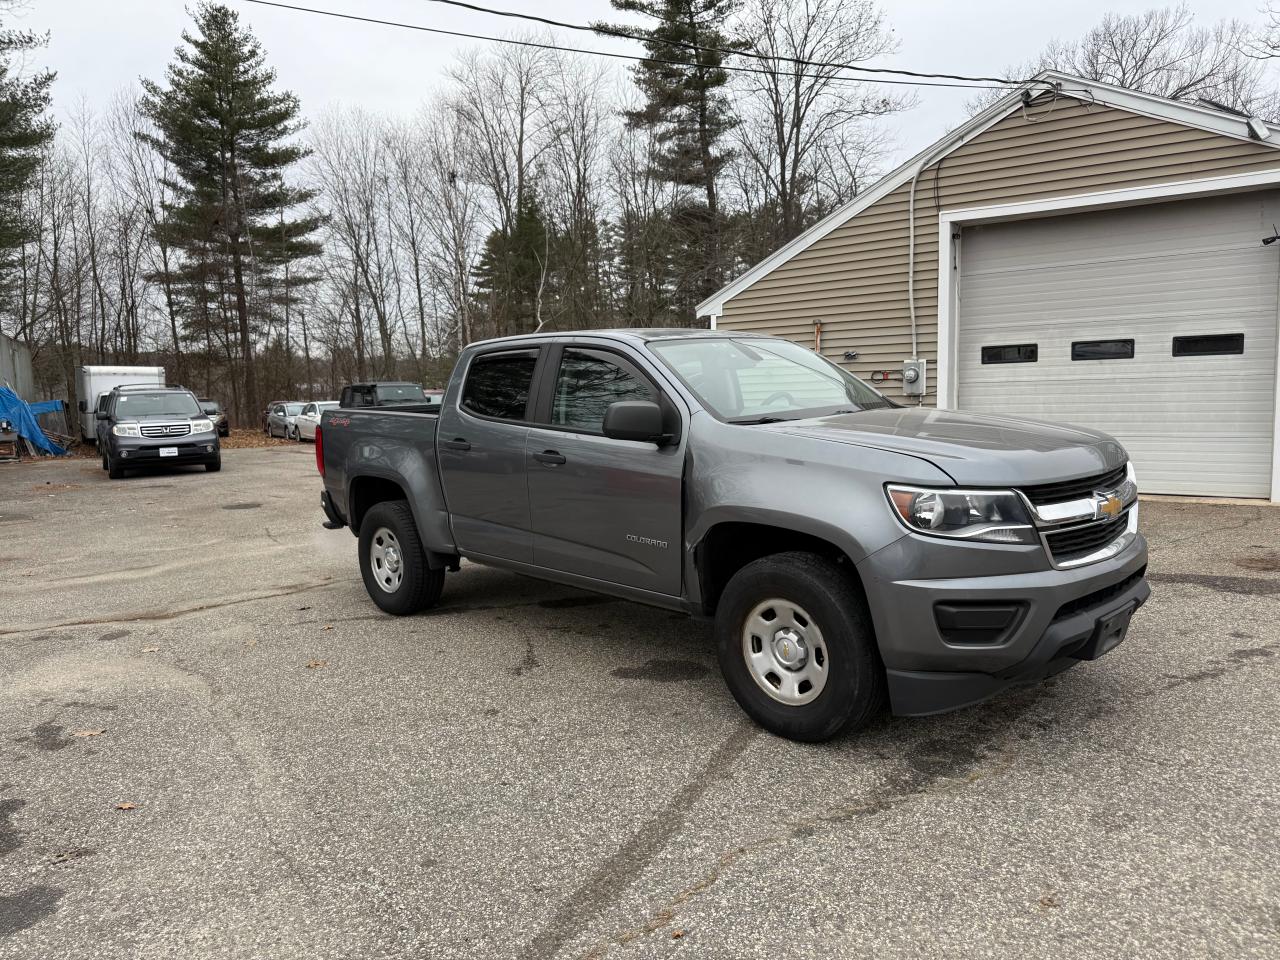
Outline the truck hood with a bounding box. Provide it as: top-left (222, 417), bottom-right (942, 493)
top-left (760, 407), bottom-right (1127, 487)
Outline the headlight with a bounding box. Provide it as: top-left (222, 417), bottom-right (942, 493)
top-left (112, 423), bottom-right (141, 437)
top-left (886, 485), bottom-right (1036, 545)
top-left (190, 419), bottom-right (214, 433)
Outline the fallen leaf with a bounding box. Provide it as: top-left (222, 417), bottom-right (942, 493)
top-left (141, 647), bottom-right (159, 653)
top-left (72, 729), bottom-right (106, 738)
top-left (672, 929), bottom-right (686, 940)
top-left (1038, 894), bottom-right (1059, 909)
top-left (306, 659), bottom-right (327, 669)
top-left (114, 802), bottom-right (136, 811)
top-left (322, 624), bottom-right (333, 631)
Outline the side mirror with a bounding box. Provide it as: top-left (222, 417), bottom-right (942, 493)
top-left (603, 400), bottom-right (669, 445)
top-left (95, 410), bottom-right (109, 421)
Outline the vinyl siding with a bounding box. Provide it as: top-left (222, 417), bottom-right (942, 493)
top-left (715, 98), bottom-right (1280, 403)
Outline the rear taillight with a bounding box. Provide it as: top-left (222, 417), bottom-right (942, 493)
top-left (315, 424), bottom-right (324, 476)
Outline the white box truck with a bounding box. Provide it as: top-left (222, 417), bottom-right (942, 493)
top-left (77, 365), bottom-right (165, 441)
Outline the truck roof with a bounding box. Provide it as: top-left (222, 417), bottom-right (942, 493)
top-left (466, 328), bottom-right (779, 348)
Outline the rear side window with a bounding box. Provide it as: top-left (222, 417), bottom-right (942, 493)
top-left (462, 349), bottom-right (539, 420)
top-left (1173, 333), bottom-right (1244, 357)
top-left (552, 348), bottom-right (656, 433)
top-left (1072, 339), bottom-right (1134, 361)
top-left (981, 344), bottom-right (1037, 364)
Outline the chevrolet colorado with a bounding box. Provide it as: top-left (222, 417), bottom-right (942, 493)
top-left (317, 330), bottom-right (1149, 742)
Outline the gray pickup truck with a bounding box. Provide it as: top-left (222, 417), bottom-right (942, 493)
top-left (317, 330), bottom-right (1149, 742)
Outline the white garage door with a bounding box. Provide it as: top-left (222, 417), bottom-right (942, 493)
top-left (957, 192), bottom-right (1279, 498)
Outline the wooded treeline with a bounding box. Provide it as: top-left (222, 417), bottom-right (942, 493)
top-left (3, 0), bottom-right (1280, 425)
top-left (0, 0), bottom-right (902, 423)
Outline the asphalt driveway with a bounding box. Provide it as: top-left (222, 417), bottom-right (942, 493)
top-left (1, 447), bottom-right (1277, 959)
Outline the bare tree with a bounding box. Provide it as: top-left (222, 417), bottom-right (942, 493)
top-left (971, 5), bottom-right (1276, 117)
top-left (732, 0), bottom-right (906, 247)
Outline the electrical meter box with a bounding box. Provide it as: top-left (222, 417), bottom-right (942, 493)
top-left (902, 358), bottom-right (927, 397)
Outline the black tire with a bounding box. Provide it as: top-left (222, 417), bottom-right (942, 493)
top-left (715, 551), bottom-right (886, 743)
top-left (107, 455), bottom-right (126, 480)
top-left (358, 500), bottom-right (445, 615)
top-left (101, 453), bottom-right (108, 471)
top-left (205, 455), bottom-right (221, 472)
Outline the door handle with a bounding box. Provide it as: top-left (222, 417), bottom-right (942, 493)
top-left (533, 450), bottom-right (566, 466)
top-left (442, 437), bottom-right (471, 451)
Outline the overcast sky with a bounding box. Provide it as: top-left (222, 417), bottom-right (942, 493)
top-left (21, 0), bottom-right (1277, 166)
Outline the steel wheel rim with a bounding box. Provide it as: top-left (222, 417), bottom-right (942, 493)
top-left (741, 598), bottom-right (828, 706)
top-left (369, 526), bottom-right (405, 593)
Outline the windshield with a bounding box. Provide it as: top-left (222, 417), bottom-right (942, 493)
top-left (317, 401), bottom-right (339, 410)
top-left (115, 392), bottom-right (201, 418)
top-left (376, 383), bottom-right (427, 404)
top-left (201, 401), bottom-right (221, 413)
top-left (284, 403), bottom-right (304, 416)
top-left (649, 338), bottom-right (894, 421)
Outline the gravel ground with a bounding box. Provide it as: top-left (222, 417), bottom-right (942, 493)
top-left (0, 447), bottom-right (1277, 960)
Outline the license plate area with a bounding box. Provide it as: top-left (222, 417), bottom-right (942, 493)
top-left (159, 447), bottom-right (178, 458)
top-left (1077, 602), bottom-right (1136, 660)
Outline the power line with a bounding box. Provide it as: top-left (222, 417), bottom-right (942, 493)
top-left (237, 0), bottom-right (1027, 91)
top-left (416, 0), bottom-right (1025, 86)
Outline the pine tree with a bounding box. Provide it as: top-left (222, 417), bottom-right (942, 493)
top-left (473, 193), bottom-right (555, 337)
top-left (604, 0), bottom-right (742, 313)
top-left (139, 2), bottom-right (321, 420)
top-left (0, 9), bottom-right (54, 290)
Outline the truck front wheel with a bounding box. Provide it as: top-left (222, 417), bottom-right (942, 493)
top-left (714, 551), bottom-right (886, 742)
top-left (358, 500), bottom-right (445, 615)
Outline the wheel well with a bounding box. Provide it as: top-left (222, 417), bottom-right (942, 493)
top-left (348, 476), bottom-right (409, 534)
top-left (695, 522), bottom-right (862, 616)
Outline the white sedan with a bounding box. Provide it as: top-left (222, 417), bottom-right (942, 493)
top-left (294, 401), bottom-right (339, 442)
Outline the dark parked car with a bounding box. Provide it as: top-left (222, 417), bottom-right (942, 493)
top-left (96, 384), bottom-right (220, 479)
top-left (339, 381), bottom-right (436, 410)
top-left (199, 398), bottom-right (230, 437)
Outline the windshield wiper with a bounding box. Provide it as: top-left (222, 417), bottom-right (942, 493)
top-left (730, 415), bottom-right (790, 425)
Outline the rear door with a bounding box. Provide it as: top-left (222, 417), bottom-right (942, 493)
top-left (524, 344), bottom-right (684, 596)
top-left (437, 346), bottom-right (543, 563)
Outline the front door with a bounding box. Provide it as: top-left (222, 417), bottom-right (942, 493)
top-left (526, 346), bottom-right (684, 596)
top-left (437, 346), bottom-right (541, 563)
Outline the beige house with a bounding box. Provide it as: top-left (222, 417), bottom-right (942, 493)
top-left (698, 71), bottom-right (1280, 502)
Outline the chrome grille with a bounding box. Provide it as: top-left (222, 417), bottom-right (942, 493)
top-left (1045, 512), bottom-right (1130, 564)
top-left (1021, 464), bottom-right (1128, 507)
top-left (140, 422), bottom-right (192, 439)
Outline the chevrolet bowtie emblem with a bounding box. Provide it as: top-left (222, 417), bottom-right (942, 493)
top-left (1097, 494), bottom-right (1123, 518)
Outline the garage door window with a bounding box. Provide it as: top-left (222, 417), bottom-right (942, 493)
top-left (1172, 333), bottom-right (1244, 357)
top-left (981, 344), bottom-right (1038, 364)
top-left (1072, 339), bottom-right (1134, 361)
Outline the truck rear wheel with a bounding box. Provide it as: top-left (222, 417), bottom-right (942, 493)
top-left (358, 500), bottom-right (445, 615)
top-left (714, 551), bottom-right (886, 742)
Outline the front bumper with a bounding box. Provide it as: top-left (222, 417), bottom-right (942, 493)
top-left (110, 432), bottom-right (220, 465)
top-left (858, 528), bottom-right (1149, 716)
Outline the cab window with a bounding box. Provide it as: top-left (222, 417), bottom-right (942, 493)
top-left (461, 349), bottom-right (539, 421)
top-left (552, 348), bottom-right (656, 434)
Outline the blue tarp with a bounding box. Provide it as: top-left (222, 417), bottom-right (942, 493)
top-left (27, 399), bottom-right (62, 417)
top-left (0, 386), bottom-right (64, 455)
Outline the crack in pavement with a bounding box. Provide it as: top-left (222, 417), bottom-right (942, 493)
top-left (570, 642), bottom-right (1280, 958)
top-left (0, 579), bottom-right (338, 637)
top-left (518, 724), bottom-right (761, 960)
top-left (574, 720), bottom-right (1023, 960)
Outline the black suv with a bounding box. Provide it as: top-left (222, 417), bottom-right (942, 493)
top-left (96, 385), bottom-right (221, 479)
top-left (199, 397), bottom-right (231, 437)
